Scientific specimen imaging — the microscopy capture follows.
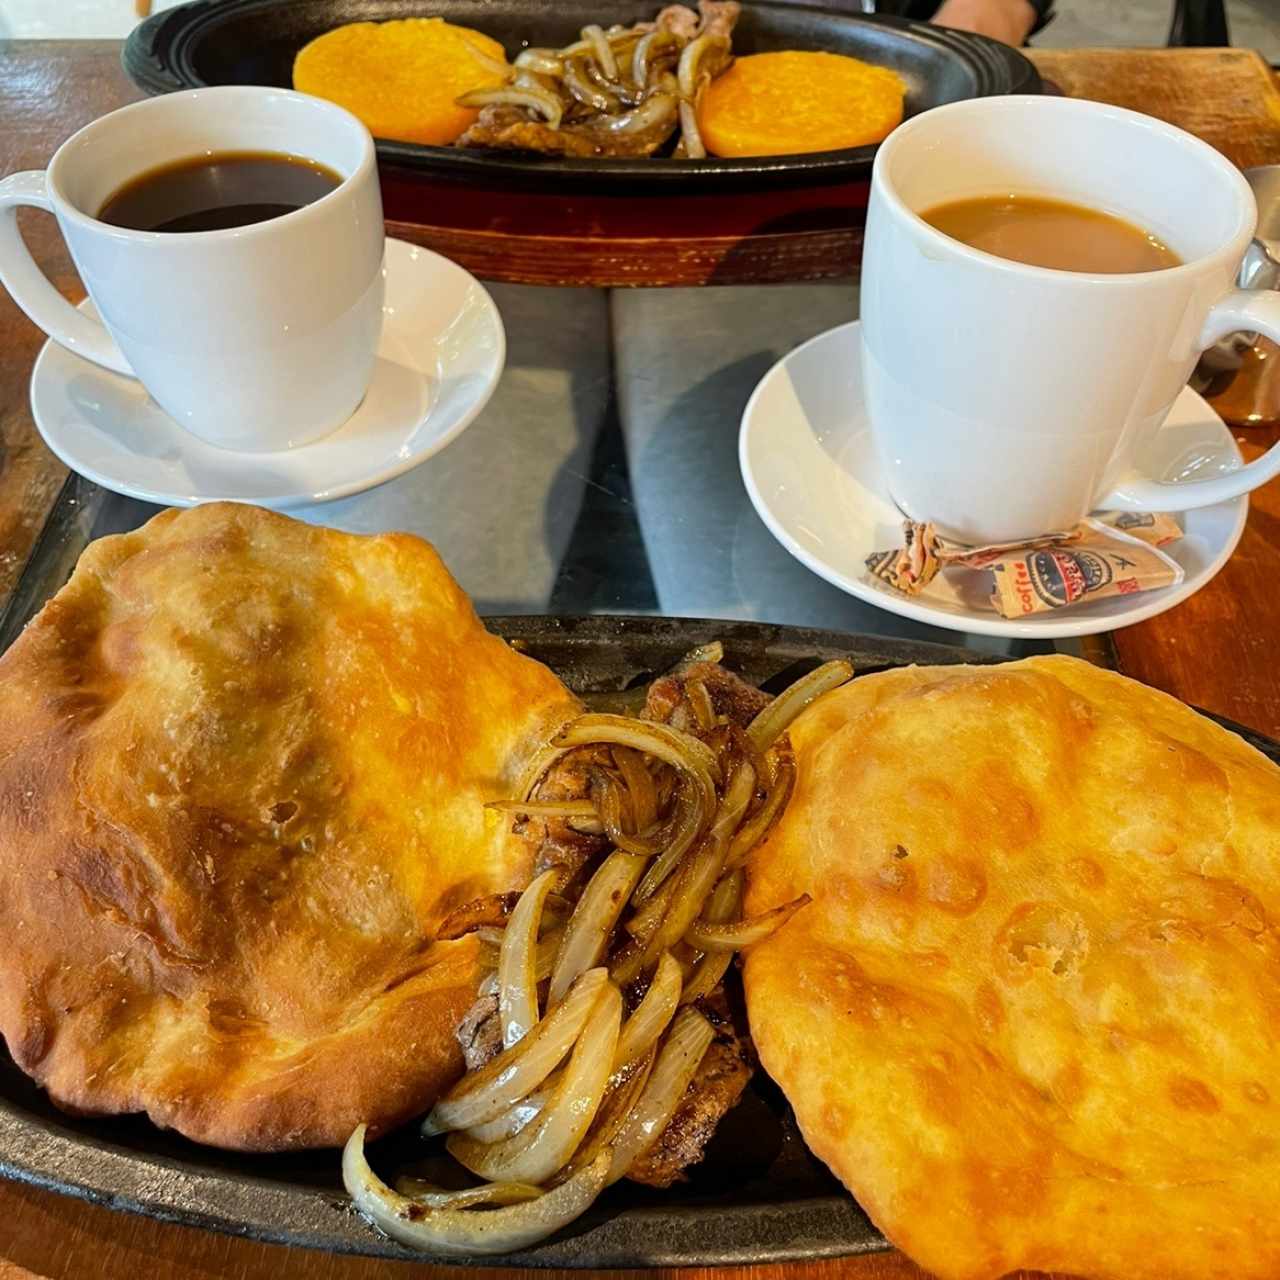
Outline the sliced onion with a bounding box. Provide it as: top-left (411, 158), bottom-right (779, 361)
top-left (581, 24), bottom-right (619, 79)
top-left (478, 926), bottom-right (562, 995)
top-left (686, 679), bottom-right (715, 730)
top-left (678, 640), bottom-right (724, 669)
top-left (624, 873), bottom-right (677, 939)
top-left (606, 1007), bottom-right (714, 1184)
top-left (628, 767), bottom-right (754, 979)
top-left (424, 968), bottom-right (607, 1135)
top-left (514, 48), bottom-right (564, 75)
top-left (680, 869), bottom-right (742, 1005)
top-left (631, 28), bottom-right (676, 88)
top-left (593, 91), bottom-right (678, 137)
top-left (629, 759), bottom-right (756, 943)
top-left (464, 42), bottom-right (512, 78)
top-left (616, 830), bottom-right (722, 986)
top-left (554, 1048), bottom-right (655, 1186)
top-left (555, 714), bottom-right (721, 799)
top-left (590, 768), bottom-right (660, 857)
top-left (461, 1081), bottom-right (551, 1144)
top-left (632, 783), bottom-right (711, 904)
top-left (564, 56), bottom-right (620, 111)
top-left (677, 99), bottom-right (707, 159)
top-left (392, 1177), bottom-right (542, 1207)
top-left (614, 950), bottom-right (682, 1070)
top-left (745, 659), bottom-right (854, 754)
top-left (724, 757), bottom-right (795, 871)
top-left (548, 851), bottom-right (647, 1006)
top-left (677, 33), bottom-right (727, 99)
top-left (486, 799), bottom-right (598, 819)
top-left (612, 746), bottom-right (658, 834)
top-left (449, 982), bottom-right (621, 1184)
top-left (706, 759), bottom-right (757, 847)
top-left (517, 741), bottom-right (574, 802)
top-left (345, 1125), bottom-right (610, 1256)
top-left (456, 87), bottom-right (564, 130)
top-left (686, 894), bottom-right (810, 952)
top-left (499, 869), bottom-right (557, 1049)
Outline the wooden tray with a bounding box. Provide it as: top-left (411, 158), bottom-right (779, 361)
top-left (124, 0), bottom-right (1041, 286)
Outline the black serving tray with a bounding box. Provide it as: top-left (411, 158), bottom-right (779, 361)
top-left (123, 0), bottom-right (1041, 195)
top-left (0, 483), bottom-right (1276, 1267)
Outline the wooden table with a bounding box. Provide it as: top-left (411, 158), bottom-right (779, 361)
top-left (0, 37), bottom-right (1277, 1280)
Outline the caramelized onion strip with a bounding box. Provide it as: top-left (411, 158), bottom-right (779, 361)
top-left (591, 769), bottom-right (662, 857)
top-left (677, 33), bottom-right (727, 99)
top-left (345, 1125), bottom-right (610, 1256)
top-left (513, 48), bottom-right (564, 75)
top-left (548, 852), bottom-right (647, 1006)
top-left (631, 783), bottom-right (710, 904)
top-left (393, 1177), bottom-right (543, 1207)
top-left (631, 28), bottom-right (676, 88)
top-left (679, 870), bottom-right (742, 1005)
top-left (612, 746), bottom-right (658, 834)
top-left (448, 982), bottom-right (622, 1184)
top-left (486, 799), bottom-right (598, 819)
top-left (498, 869), bottom-right (557, 1049)
top-left (686, 679), bottom-right (715, 731)
top-left (554, 1048), bottom-right (655, 1186)
top-left (614, 950), bottom-right (682, 1071)
top-left (456, 87), bottom-right (564, 130)
top-left (465, 43), bottom-right (513, 78)
top-left (744, 659), bottom-right (854, 754)
top-left (424, 968), bottom-right (607, 1136)
top-left (679, 640), bottom-right (724, 668)
top-left (606, 1008), bottom-right (715, 1184)
top-left (517, 742), bottom-right (574, 802)
top-left (564, 56), bottom-right (620, 111)
top-left (582, 24), bottom-right (619, 79)
top-left (461, 1082), bottom-right (551, 1144)
top-left (637, 758), bottom-right (753, 903)
top-left (685, 894), bottom-right (811, 952)
top-left (724, 757), bottom-right (795, 870)
top-left (555, 714), bottom-right (721, 796)
top-left (624, 873), bottom-right (677, 940)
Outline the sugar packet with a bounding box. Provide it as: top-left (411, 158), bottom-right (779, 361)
top-left (866, 513), bottom-right (1184, 618)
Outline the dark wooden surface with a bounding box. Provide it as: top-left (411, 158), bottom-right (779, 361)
top-left (0, 36), bottom-right (1277, 1280)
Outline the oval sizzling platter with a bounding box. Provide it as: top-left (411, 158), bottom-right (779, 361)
top-left (0, 604), bottom-right (1276, 1267)
top-left (122, 1), bottom-right (1041, 285)
top-left (124, 0), bottom-right (1041, 194)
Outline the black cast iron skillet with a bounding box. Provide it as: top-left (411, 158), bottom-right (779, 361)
top-left (123, 0), bottom-right (1041, 194)
top-left (0, 611), bottom-right (1276, 1266)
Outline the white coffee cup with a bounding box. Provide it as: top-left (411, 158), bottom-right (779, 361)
top-left (861, 95), bottom-right (1280, 544)
top-left (0, 86), bottom-right (385, 452)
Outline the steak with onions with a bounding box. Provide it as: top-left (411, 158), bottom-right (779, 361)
top-left (451, 653), bottom-right (774, 1183)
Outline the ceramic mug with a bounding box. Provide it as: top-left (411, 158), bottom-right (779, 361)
top-left (0, 86), bottom-right (385, 452)
top-left (861, 95), bottom-right (1280, 544)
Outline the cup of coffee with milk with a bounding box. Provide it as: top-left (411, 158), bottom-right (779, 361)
top-left (861, 95), bottom-right (1280, 544)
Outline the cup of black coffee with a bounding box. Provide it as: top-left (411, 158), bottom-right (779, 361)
top-left (0, 87), bottom-right (384, 451)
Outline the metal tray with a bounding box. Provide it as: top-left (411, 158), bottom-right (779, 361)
top-left (123, 0), bottom-right (1041, 195)
top-left (0, 493), bottom-right (1276, 1268)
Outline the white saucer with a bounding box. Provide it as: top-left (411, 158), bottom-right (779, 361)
top-left (30, 238), bottom-right (504, 509)
top-left (739, 320), bottom-right (1248, 640)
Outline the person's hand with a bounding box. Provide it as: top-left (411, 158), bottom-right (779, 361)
top-left (931, 0), bottom-right (1037, 45)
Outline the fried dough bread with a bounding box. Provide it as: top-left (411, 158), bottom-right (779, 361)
top-left (744, 656), bottom-right (1280, 1280)
top-left (0, 504), bottom-right (578, 1150)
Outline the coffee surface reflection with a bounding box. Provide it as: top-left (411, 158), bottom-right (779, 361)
top-left (922, 193), bottom-right (1182, 274)
top-left (98, 151), bottom-right (341, 233)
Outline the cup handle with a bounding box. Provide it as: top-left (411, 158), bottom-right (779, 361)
top-left (0, 171), bottom-right (133, 376)
top-left (1097, 290), bottom-right (1280, 512)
